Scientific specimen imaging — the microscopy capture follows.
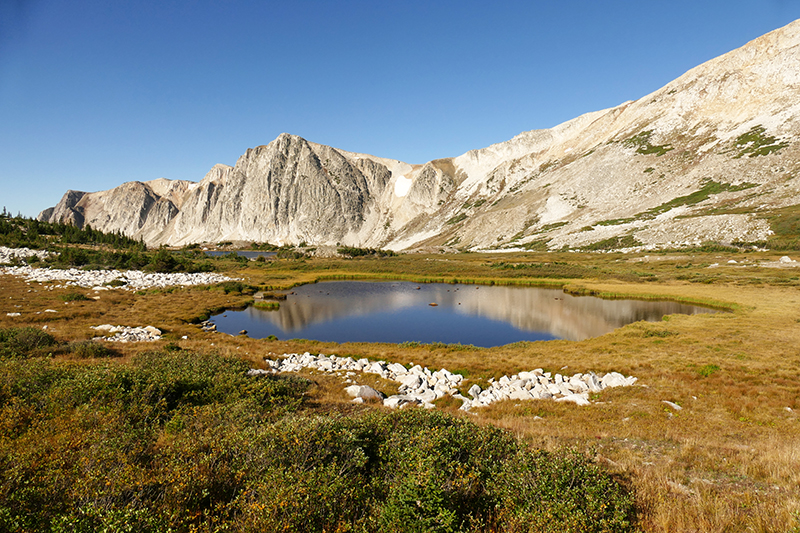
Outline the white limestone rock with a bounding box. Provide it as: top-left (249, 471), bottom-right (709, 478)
top-left (344, 385), bottom-right (385, 401)
top-left (556, 393), bottom-right (591, 407)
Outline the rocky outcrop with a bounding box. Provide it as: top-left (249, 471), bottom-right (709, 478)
top-left (39, 20), bottom-right (800, 251)
top-left (45, 190), bottom-right (87, 227)
top-left (156, 134), bottom-right (394, 246)
top-left (39, 180), bottom-right (194, 243)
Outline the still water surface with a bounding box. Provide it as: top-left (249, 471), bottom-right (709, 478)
top-left (211, 281), bottom-right (716, 347)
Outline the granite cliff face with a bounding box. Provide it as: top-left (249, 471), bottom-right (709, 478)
top-left (40, 20), bottom-right (800, 250)
top-left (163, 135), bottom-right (394, 246)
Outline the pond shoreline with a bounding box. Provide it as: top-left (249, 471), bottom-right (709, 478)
top-left (210, 280), bottom-right (719, 346)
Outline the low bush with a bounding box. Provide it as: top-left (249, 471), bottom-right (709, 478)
top-left (490, 448), bottom-right (637, 532)
top-left (0, 341), bottom-right (637, 532)
top-left (338, 246), bottom-right (398, 258)
top-left (0, 327), bottom-right (57, 359)
top-left (58, 292), bottom-right (89, 302)
top-left (65, 340), bottom-right (120, 359)
top-left (218, 281), bottom-right (257, 294)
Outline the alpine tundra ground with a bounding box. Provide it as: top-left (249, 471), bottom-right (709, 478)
top-left (2, 249), bottom-right (800, 532)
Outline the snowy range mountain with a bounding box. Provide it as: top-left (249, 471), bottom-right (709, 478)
top-left (40, 20), bottom-right (800, 251)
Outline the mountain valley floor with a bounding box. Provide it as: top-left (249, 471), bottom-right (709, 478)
top-left (2, 248), bottom-right (799, 532)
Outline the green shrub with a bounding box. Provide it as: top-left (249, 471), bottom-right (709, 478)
top-left (218, 280), bottom-right (256, 294)
top-left (0, 349), bottom-right (637, 532)
top-left (59, 292), bottom-right (90, 302)
top-left (276, 249), bottom-right (308, 259)
top-left (490, 448), bottom-right (636, 532)
top-left (338, 246), bottom-right (398, 258)
top-left (0, 327), bottom-right (57, 359)
top-left (374, 409), bottom-right (516, 532)
top-left (50, 505), bottom-right (169, 533)
top-left (66, 340), bottom-right (120, 359)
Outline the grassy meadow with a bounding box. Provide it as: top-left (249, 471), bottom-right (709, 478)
top-left (1, 245), bottom-right (800, 531)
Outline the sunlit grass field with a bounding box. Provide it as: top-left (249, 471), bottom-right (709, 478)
top-left (2, 249), bottom-right (800, 531)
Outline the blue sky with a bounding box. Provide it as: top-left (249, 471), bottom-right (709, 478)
top-left (2, 0), bottom-right (800, 217)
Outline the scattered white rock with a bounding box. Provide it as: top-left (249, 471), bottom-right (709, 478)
top-left (780, 256), bottom-right (795, 263)
top-left (0, 265), bottom-right (238, 290)
top-left (91, 325), bottom-right (162, 342)
top-left (262, 352), bottom-right (638, 411)
top-left (6, 312), bottom-right (21, 317)
top-left (0, 247), bottom-right (52, 264)
top-left (662, 400), bottom-right (683, 411)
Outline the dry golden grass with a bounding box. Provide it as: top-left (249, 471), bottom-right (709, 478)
top-left (2, 251), bottom-right (800, 531)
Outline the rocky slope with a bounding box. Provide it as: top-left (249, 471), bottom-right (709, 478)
top-left (40, 20), bottom-right (800, 251)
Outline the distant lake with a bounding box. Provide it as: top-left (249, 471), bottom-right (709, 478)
top-left (204, 250), bottom-right (276, 259)
top-left (210, 281), bottom-right (717, 347)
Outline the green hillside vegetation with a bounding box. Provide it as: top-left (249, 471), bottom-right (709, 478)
top-left (0, 338), bottom-right (635, 532)
top-left (732, 125), bottom-right (789, 158)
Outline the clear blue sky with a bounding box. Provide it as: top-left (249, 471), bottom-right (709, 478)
top-left (2, 0), bottom-right (800, 217)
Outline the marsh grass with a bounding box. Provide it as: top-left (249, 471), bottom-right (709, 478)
top-left (2, 251), bottom-right (800, 530)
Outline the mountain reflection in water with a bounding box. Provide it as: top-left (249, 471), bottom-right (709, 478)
top-left (211, 281), bottom-right (716, 346)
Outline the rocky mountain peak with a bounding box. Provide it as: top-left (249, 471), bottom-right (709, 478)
top-left (39, 19), bottom-right (800, 252)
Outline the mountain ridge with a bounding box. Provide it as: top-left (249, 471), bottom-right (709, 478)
top-left (40, 19), bottom-right (800, 251)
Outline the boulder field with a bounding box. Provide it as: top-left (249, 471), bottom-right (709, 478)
top-left (256, 352), bottom-right (637, 412)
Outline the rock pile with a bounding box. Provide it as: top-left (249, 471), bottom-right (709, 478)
top-left (91, 324), bottom-right (162, 342)
top-left (0, 247), bottom-right (52, 264)
top-left (0, 265), bottom-right (237, 290)
top-left (466, 370), bottom-right (637, 409)
top-left (262, 352), bottom-right (637, 411)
